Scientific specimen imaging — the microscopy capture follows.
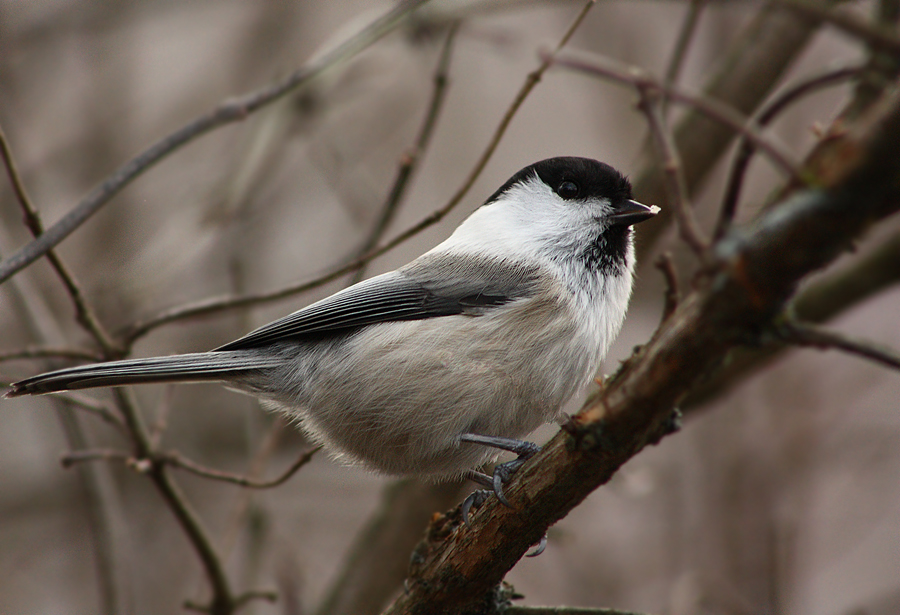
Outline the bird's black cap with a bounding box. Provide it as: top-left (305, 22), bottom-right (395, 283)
top-left (484, 157), bottom-right (633, 206)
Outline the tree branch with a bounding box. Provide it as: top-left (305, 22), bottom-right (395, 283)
top-left (119, 0), bottom-right (598, 345)
top-left (351, 22), bottom-right (460, 285)
top-left (775, 317), bottom-right (900, 371)
top-left (381, 77), bottom-right (900, 615)
top-left (0, 0), bottom-right (434, 285)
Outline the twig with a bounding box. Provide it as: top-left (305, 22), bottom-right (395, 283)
top-left (506, 608), bottom-right (651, 615)
top-left (773, 0), bottom-right (900, 55)
top-left (661, 0), bottom-right (708, 117)
top-left (716, 64), bottom-right (863, 240)
top-left (60, 445), bottom-right (320, 489)
top-left (0, 0), bottom-right (433, 285)
top-left (0, 346), bottom-right (102, 363)
top-left (111, 388), bottom-right (236, 615)
top-left (775, 318), bottom-right (900, 371)
top-left (351, 22), bottom-right (461, 285)
top-left (121, 1), bottom-right (598, 344)
top-left (57, 393), bottom-right (127, 434)
top-left (635, 85), bottom-right (709, 256)
top-left (148, 384), bottom-right (176, 449)
top-left (550, 51), bottom-right (803, 184)
top-left (185, 590), bottom-right (278, 613)
top-left (0, 125), bottom-right (118, 355)
top-left (654, 252), bottom-right (680, 324)
top-left (163, 446), bottom-right (319, 489)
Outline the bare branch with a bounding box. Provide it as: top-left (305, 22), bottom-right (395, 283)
top-left (634, 85), bottom-right (710, 256)
top-left (634, 0), bottom-right (843, 258)
top-left (0, 124), bottom-right (118, 354)
top-left (382, 76), bottom-right (900, 615)
top-left (121, 0), bottom-right (598, 344)
top-left (351, 22), bottom-right (461, 285)
top-left (0, 0), bottom-right (434, 285)
top-left (550, 51), bottom-right (803, 184)
top-left (774, 0), bottom-right (900, 55)
top-left (0, 346), bottom-right (102, 363)
top-left (716, 64), bottom-right (863, 240)
top-left (661, 0), bottom-right (708, 117)
top-left (163, 446), bottom-right (319, 489)
top-left (776, 318), bottom-right (900, 371)
top-left (654, 252), bottom-right (680, 324)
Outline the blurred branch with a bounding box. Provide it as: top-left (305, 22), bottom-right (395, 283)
top-left (0, 346), bottom-right (102, 362)
top-left (774, 317), bottom-right (900, 371)
top-left (633, 0), bottom-right (842, 258)
top-left (120, 0), bottom-right (598, 345)
top-left (61, 445), bottom-right (320, 489)
top-left (0, 0), bottom-right (434, 285)
top-left (661, 0), bottom-right (708, 116)
top-left (684, 226), bottom-right (900, 409)
top-left (351, 22), bottom-right (461, 284)
top-left (551, 51), bottom-right (802, 184)
top-left (654, 252), bottom-right (680, 324)
top-left (774, 0), bottom-right (900, 54)
top-left (0, 124), bottom-right (118, 354)
top-left (382, 76), bottom-right (900, 615)
top-left (316, 479), bottom-right (466, 615)
top-left (163, 446), bottom-right (319, 489)
top-left (506, 608), bottom-right (651, 615)
top-left (634, 82), bottom-right (709, 256)
top-left (716, 64), bottom-right (863, 240)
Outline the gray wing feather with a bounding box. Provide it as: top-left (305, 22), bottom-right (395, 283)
top-left (217, 259), bottom-right (537, 351)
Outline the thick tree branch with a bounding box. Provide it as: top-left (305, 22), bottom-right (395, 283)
top-left (382, 87), bottom-right (900, 615)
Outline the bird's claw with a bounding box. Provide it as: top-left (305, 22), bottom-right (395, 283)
top-left (462, 489), bottom-right (491, 527)
top-left (526, 534), bottom-right (547, 557)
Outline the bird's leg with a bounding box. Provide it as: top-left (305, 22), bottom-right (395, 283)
top-left (459, 434), bottom-right (540, 508)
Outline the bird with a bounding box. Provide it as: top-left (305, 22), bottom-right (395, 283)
top-left (7, 156), bottom-right (657, 511)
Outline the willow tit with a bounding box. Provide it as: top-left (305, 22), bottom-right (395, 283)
top-left (7, 157), bottom-right (657, 498)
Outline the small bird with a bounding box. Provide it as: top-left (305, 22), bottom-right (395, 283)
top-left (7, 157), bottom-right (657, 508)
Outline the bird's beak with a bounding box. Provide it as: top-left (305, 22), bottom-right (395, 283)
top-left (609, 200), bottom-right (660, 227)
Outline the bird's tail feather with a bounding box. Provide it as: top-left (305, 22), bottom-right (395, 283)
top-left (5, 351), bottom-right (281, 397)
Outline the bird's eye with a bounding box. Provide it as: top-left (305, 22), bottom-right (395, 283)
top-left (557, 181), bottom-right (579, 199)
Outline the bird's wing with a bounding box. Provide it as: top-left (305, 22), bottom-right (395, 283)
top-left (215, 259), bottom-right (537, 351)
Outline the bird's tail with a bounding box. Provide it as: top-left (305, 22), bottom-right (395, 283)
top-left (5, 351), bottom-right (282, 398)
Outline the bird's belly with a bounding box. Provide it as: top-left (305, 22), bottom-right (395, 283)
top-left (275, 313), bottom-right (598, 477)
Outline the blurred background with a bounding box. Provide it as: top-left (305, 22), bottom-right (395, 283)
top-left (0, 1), bottom-right (898, 614)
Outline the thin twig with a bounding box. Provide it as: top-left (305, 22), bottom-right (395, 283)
top-left (148, 384), bottom-right (176, 449)
top-left (773, 0), bottom-right (900, 55)
top-left (0, 0), bottom-right (433, 285)
top-left (635, 85), bottom-right (709, 255)
top-left (112, 388), bottom-right (236, 615)
top-left (550, 50), bottom-right (803, 184)
top-left (716, 64), bottom-right (863, 240)
top-left (0, 125), bottom-right (119, 354)
top-left (654, 252), bottom-right (680, 324)
top-left (185, 590), bottom-right (278, 613)
top-left (61, 448), bottom-right (131, 468)
top-left (60, 445), bottom-right (320, 489)
top-left (351, 22), bottom-right (461, 285)
top-left (661, 0), bottom-right (707, 117)
top-left (776, 318), bottom-right (900, 371)
top-left (58, 393), bottom-right (127, 434)
top-left (0, 346), bottom-right (102, 363)
top-left (163, 446), bottom-right (319, 489)
top-left (121, 1), bottom-right (598, 344)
